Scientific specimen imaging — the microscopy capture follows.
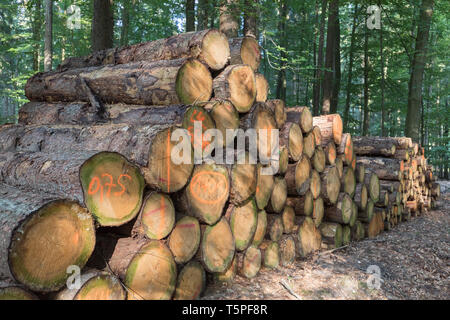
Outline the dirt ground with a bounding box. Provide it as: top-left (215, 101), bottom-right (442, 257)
top-left (202, 189), bottom-right (450, 300)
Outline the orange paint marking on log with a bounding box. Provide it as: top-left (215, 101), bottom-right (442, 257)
top-left (177, 223), bottom-right (196, 229)
top-left (114, 174), bottom-right (131, 197)
top-left (189, 171), bottom-right (229, 205)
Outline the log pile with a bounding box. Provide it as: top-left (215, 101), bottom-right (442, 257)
top-left (0, 29), bottom-right (441, 300)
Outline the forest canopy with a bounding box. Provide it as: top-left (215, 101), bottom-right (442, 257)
top-left (0, 0), bottom-right (448, 177)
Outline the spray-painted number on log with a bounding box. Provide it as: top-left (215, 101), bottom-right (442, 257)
top-left (88, 174), bottom-right (131, 202)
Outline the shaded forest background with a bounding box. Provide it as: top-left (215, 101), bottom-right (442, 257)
top-left (0, 0), bottom-right (448, 177)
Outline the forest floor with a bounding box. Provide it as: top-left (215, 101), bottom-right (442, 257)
top-left (202, 184), bottom-right (450, 300)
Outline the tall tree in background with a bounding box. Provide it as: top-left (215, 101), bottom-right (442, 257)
top-left (379, 3), bottom-right (386, 136)
top-left (32, 0), bottom-right (42, 72)
top-left (405, 0), bottom-right (434, 142)
top-left (186, 0), bottom-right (195, 31)
top-left (275, 0), bottom-right (288, 101)
top-left (44, 0), bottom-right (52, 71)
top-left (120, 1), bottom-right (130, 46)
top-left (198, 0), bottom-right (209, 30)
top-left (321, 0), bottom-right (338, 114)
top-left (243, 0), bottom-right (258, 38)
top-left (92, 0), bottom-right (114, 52)
top-left (312, 0), bottom-right (326, 116)
top-left (343, 3), bottom-right (358, 132)
top-left (362, 25), bottom-right (370, 136)
top-left (330, 9), bottom-right (340, 114)
top-left (220, 0), bottom-right (239, 38)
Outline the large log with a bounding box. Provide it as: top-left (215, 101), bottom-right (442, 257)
top-left (60, 29), bottom-right (230, 71)
top-left (213, 64), bottom-right (256, 113)
top-left (26, 58), bottom-right (213, 106)
top-left (312, 114), bottom-right (343, 145)
top-left (353, 136), bottom-right (396, 157)
top-left (228, 37), bottom-right (261, 71)
top-left (0, 184), bottom-right (96, 292)
top-left (357, 157), bottom-right (403, 181)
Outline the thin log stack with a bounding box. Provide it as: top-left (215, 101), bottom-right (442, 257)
top-left (0, 29), bottom-right (441, 300)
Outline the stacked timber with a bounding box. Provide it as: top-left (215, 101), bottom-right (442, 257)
top-left (0, 28), bottom-right (441, 301)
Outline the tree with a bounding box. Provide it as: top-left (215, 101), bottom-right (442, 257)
top-left (243, 0), bottom-right (258, 38)
top-left (321, 0), bottom-right (338, 114)
top-left (312, 0), bottom-right (327, 116)
top-left (405, 0), bottom-right (434, 142)
top-left (343, 4), bottom-right (358, 132)
top-left (198, 0), bottom-right (209, 31)
top-left (120, 1), bottom-right (130, 46)
top-left (186, 0), bottom-right (196, 32)
top-left (92, 0), bottom-right (114, 52)
top-left (275, 0), bottom-right (288, 101)
top-left (219, 0), bottom-right (239, 38)
top-left (330, 9), bottom-right (340, 114)
top-left (31, 0), bottom-right (42, 72)
top-left (379, 3), bottom-right (386, 136)
top-left (362, 25), bottom-right (369, 136)
top-left (44, 0), bottom-right (52, 71)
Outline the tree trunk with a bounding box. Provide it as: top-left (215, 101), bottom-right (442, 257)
top-left (275, 0), bottom-right (288, 101)
top-left (330, 9), bottom-right (340, 114)
top-left (32, 0), bottom-right (42, 72)
top-left (186, 0), bottom-right (196, 32)
top-left (343, 4), bottom-right (358, 131)
top-left (120, 1), bottom-right (130, 46)
top-left (313, 0), bottom-right (327, 116)
top-left (243, 0), bottom-right (258, 39)
top-left (362, 26), bottom-right (370, 135)
top-left (379, 10), bottom-right (386, 136)
top-left (198, 0), bottom-right (210, 31)
top-left (44, 0), bottom-right (52, 71)
top-left (220, 0), bottom-right (239, 38)
top-left (321, 0), bottom-right (338, 114)
top-left (92, 0), bottom-right (114, 52)
top-left (405, 0), bottom-right (434, 142)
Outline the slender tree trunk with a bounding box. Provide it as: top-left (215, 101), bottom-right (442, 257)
top-left (362, 27), bottom-right (369, 136)
top-left (32, 0), bottom-right (42, 72)
top-left (405, 0), bottom-right (434, 142)
top-left (92, 0), bottom-right (114, 52)
top-left (321, 0), bottom-right (338, 115)
top-left (186, 0), bottom-right (196, 32)
top-left (220, 0), bottom-right (239, 38)
top-left (330, 10), bottom-right (340, 114)
top-left (44, 0), bottom-right (52, 72)
top-left (343, 4), bottom-right (358, 132)
top-left (120, 1), bottom-right (130, 46)
top-left (379, 8), bottom-right (386, 136)
top-left (198, 0), bottom-right (209, 31)
top-left (275, 0), bottom-right (288, 101)
top-left (243, 0), bottom-right (258, 38)
top-left (313, 0), bottom-right (327, 116)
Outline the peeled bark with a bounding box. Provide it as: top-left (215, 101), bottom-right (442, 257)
top-left (26, 58), bottom-right (213, 106)
top-left (61, 29), bottom-right (230, 71)
top-left (1, 185), bottom-right (95, 293)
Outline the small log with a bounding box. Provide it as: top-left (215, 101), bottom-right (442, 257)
top-left (252, 210), bottom-right (268, 247)
top-left (229, 37), bottom-right (261, 71)
top-left (358, 199), bottom-right (374, 223)
top-left (320, 166), bottom-right (341, 205)
top-left (213, 64), bottom-right (256, 113)
top-left (324, 141), bottom-right (337, 165)
top-left (285, 156), bottom-right (311, 196)
top-left (214, 255), bottom-right (237, 284)
top-left (341, 166), bottom-right (356, 197)
top-left (312, 114), bottom-right (343, 145)
top-left (266, 99), bottom-right (287, 129)
top-left (279, 235), bottom-right (296, 266)
top-left (255, 73), bottom-right (269, 102)
top-left (364, 169), bottom-right (380, 202)
top-left (351, 220), bottom-right (365, 241)
top-left (294, 216), bottom-right (322, 258)
top-left (266, 176), bottom-right (287, 214)
top-left (279, 121), bottom-right (303, 161)
top-left (337, 133), bottom-right (353, 166)
top-left (281, 205), bottom-right (296, 233)
top-left (319, 223), bottom-right (343, 249)
top-left (259, 241), bottom-right (280, 269)
top-left (302, 131), bottom-right (316, 159)
top-left (312, 146), bottom-right (326, 173)
top-left (355, 163), bottom-right (365, 183)
top-left (173, 261), bottom-right (206, 300)
top-left (342, 225), bottom-right (351, 246)
top-left (168, 216), bottom-right (201, 264)
top-left (312, 125), bottom-right (322, 146)
top-left (324, 193), bottom-right (353, 224)
top-left (310, 170), bottom-right (322, 199)
top-left (236, 245), bottom-right (261, 279)
top-left (335, 157), bottom-right (344, 179)
top-left (353, 136), bottom-right (396, 157)
top-left (285, 192), bottom-right (313, 216)
top-left (225, 199), bottom-right (258, 252)
top-left (312, 197), bottom-right (325, 227)
top-left (286, 106), bottom-right (313, 133)
top-left (354, 183), bottom-right (368, 211)
top-left (255, 164), bottom-right (275, 209)
top-left (204, 99), bottom-right (240, 147)
top-left (266, 214), bottom-right (284, 242)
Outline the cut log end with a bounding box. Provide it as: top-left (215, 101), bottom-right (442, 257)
top-left (205, 100), bottom-right (240, 147)
top-left (227, 199), bottom-right (258, 251)
top-left (139, 192), bottom-right (175, 240)
top-left (296, 217), bottom-right (322, 257)
top-left (9, 200), bottom-right (96, 292)
top-left (266, 99), bottom-right (287, 129)
top-left (238, 245), bottom-right (261, 279)
top-left (168, 216), bottom-right (201, 264)
top-left (198, 29), bottom-right (231, 71)
top-left (279, 235), bottom-right (296, 266)
top-left (252, 210), bottom-right (268, 247)
top-left (80, 151), bottom-right (145, 227)
top-left (173, 261), bottom-right (206, 300)
top-left (255, 165), bottom-right (275, 209)
top-left (0, 287), bottom-right (38, 300)
top-left (255, 73), bottom-right (269, 102)
top-left (176, 59), bottom-right (213, 104)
